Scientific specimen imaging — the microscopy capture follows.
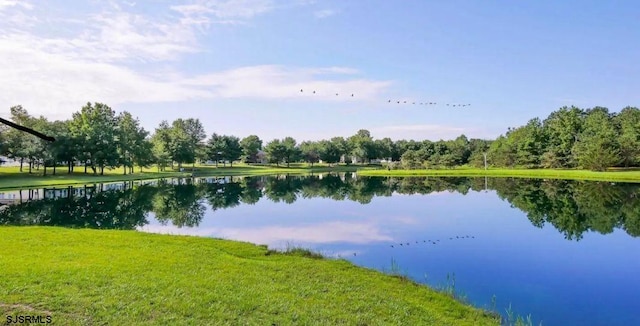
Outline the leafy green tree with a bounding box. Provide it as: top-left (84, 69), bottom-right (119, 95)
top-left (282, 137), bottom-right (301, 167)
top-left (318, 140), bottom-right (342, 164)
top-left (299, 141), bottom-right (320, 166)
top-left (348, 129), bottom-right (376, 163)
top-left (206, 133), bottom-right (225, 167)
top-left (116, 112), bottom-right (149, 175)
top-left (240, 135), bottom-right (262, 163)
top-left (401, 149), bottom-right (422, 169)
top-left (572, 107), bottom-right (620, 171)
top-left (222, 135), bottom-right (242, 167)
top-left (151, 121), bottom-right (172, 171)
top-left (330, 136), bottom-right (351, 162)
top-left (69, 102), bottom-right (120, 175)
top-left (487, 135), bottom-right (517, 167)
top-left (264, 139), bottom-right (287, 166)
top-left (613, 106), bottom-right (640, 167)
top-left (542, 106), bottom-right (584, 168)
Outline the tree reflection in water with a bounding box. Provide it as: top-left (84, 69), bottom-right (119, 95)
top-left (1, 175), bottom-right (639, 240)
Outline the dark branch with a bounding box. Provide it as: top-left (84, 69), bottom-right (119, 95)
top-left (0, 117), bottom-right (56, 142)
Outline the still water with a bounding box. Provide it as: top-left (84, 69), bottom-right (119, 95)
top-left (1, 174), bottom-right (639, 325)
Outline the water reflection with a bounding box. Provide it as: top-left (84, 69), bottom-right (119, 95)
top-left (2, 175), bottom-right (639, 240)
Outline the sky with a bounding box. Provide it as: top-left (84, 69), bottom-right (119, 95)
top-left (1, 0), bottom-right (639, 142)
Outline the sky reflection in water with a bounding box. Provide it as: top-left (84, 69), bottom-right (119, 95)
top-left (2, 175), bottom-right (639, 325)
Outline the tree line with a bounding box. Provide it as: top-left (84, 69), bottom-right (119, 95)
top-left (1, 102), bottom-right (639, 174)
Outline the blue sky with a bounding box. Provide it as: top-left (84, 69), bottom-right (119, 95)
top-left (1, 0), bottom-right (639, 142)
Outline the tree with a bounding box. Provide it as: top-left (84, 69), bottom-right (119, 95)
top-left (222, 135), bottom-right (242, 167)
top-left (69, 102), bottom-right (119, 175)
top-left (542, 106), bottom-right (584, 168)
top-left (264, 139), bottom-right (287, 166)
top-left (401, 149), bottom-right (422, 169)
top-left (169, 119), bottom-right (196, 169)
top-left (281, 137), bottom-right (301, 167)
top-left (206, 133), bottom-right (225, 167)
top-left (151, 121), bottom-right (172, 171)
top-left (318, 140), bottom-right (341, 165)
top-left (613, 106), bottom-right (640, 167)
top-left (299, 141), bottom-right (320, 166)
top-left (330, 137), bottom-right (350, 162)
top-left (240, 135), bottom-right (263, 164)
top-left (572, 107), bottom-right (620, 171)
top-left (117, 112), bottom-right (148, 175)
top-left (348, 129), bottom-right (376, 163)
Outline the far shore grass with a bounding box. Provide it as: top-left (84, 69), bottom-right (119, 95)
top-left (4, 163), bottom-right (640, 190)
top-left (358, 167), bottom-right (640, 183)
top-left (0, 227), bottom-right (499, 325)
top-left (0, 163), bottom-right (370, 190)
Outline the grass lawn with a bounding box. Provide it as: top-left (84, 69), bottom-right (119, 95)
top-left (0, 227), bottom-right (498, 325)
top-left (358, 167), bottom-right (640, 183)
top-left (0, 164), bottom-right (371, 190)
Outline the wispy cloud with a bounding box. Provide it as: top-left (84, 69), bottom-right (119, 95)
top-left (314, 9), bottom-right (337, 19)
top-left (0, 1), bottom-right (392, 119)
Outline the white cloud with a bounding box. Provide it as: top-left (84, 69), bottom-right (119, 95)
top-left (0, 1), bottom-right (392, 119)
top-left (314, 9), bottom-right (337, 19)
top-left (0, 0), bottom-right (32, 11)
top-left (181, 65), bottom-right (392, 100)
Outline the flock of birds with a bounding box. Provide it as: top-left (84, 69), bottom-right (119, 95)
top-left (389, 235), bottom-right (475, 248)
top-left (299, 89), bottom-right (472, 107)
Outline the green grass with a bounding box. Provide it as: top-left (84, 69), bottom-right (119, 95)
top-left (0, 227), bottom-right (499, 325)
top-left (358, 167), bottom-right (640, 183)
top-left (0, 164), bottom-right (369, 190)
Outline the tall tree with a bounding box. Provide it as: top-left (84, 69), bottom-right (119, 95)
top-left (222, 135), bottom-right (242, 167)
top-left (240, 135), bottom-right (262, 163)
top-left (281, 137), bottom-right (301, 167)
top-left (613, 106), bottom-right (640, 167)
top-left (69, 102), bottom-right (120, 175)
top-left (264, 139), bottom-right (287, 166)
top-left (542, 106), bottom-right (584, 168)
top-left (206, 133), bottom-right (225, 167)
top-left (348, 129), bottom-right (375, 163)
top-left (299, 141), bottom-right (320, 167)
top-left (572, 107), bottom-right (620, 171)
top-left (318, 140), bottom-right (341, 165)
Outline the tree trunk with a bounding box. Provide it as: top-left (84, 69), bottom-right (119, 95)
top-left (100, 166), bottom-right (105, 175)
top-left (28, 161), bottom-right (32, 174)
top-left (91, 166), bottom-right (96, 175)
top-left (53, 164), bottom-right (57, 175)
top-left (43, 163), bottom-right (47, 176)
top-left (19, 158), bottom-right (24, 172)
top-left (84, 162), bottom-right (87, 174)
top-left (123, 164), bottom-right (127, 175)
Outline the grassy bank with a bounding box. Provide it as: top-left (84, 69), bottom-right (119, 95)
top-left (0, 164), bottom-right (368, 190)
top-left (358, 167), bottom-right (640, 183)
top-left (0, 227), bottom-right (498, 325)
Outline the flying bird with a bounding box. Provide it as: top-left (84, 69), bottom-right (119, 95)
top-left (300, 89), bottom-right (303, 92)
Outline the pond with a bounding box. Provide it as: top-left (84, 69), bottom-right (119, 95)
top-left (1, 174), bottom-right (639, 325)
